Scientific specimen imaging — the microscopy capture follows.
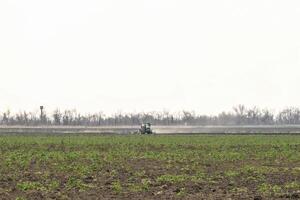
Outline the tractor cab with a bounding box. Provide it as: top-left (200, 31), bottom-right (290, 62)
top-left (139, 123), bottom-right (153, 134)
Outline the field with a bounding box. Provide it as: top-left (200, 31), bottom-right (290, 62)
top-left (3, 125), bottom-right (300, 134)
top-left (1, 135), bottom-right (300, 199)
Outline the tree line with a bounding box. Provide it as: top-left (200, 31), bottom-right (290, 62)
top-left (0, 105), bottom-right (300, 126)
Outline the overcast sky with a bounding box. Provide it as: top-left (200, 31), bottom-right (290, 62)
top-left (0, 0), bottom-right (300, 114)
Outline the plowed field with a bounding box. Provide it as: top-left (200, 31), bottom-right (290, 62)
top-left (0, 135), bottom-right (300, 199)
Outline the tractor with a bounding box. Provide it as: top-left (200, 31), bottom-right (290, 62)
top-left (139, 123), bottom-right (154, 134)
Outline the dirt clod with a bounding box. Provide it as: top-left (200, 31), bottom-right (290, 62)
top-left (254, 195), bottom-right (263, 200)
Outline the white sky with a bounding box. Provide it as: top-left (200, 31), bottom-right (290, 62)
top-left (0, 0), bottom-right (300, 114)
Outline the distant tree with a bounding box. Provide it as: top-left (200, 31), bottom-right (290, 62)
top-left (182, 110), bottom-right (194, 125)
top-left (277, 107), bottom-right (300, 124)
top-left (233, 105), bottom-right (247, 125)
top-left (246, 107), bottom-right (261, 125)
top-left (2, 105), bottom-right (300, 126)
top-left (53, 109), bottom-right (62, 125)
top-left (261, 109), bottom-right (274, 125)
top-left (2, 110), bottom-right (10, 125)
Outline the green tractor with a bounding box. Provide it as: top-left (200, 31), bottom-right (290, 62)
top-left (139, 123), bottom-right (154, 134)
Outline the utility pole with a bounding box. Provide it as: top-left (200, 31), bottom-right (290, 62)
top-left (40, 106), bottom-right (44, 124)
